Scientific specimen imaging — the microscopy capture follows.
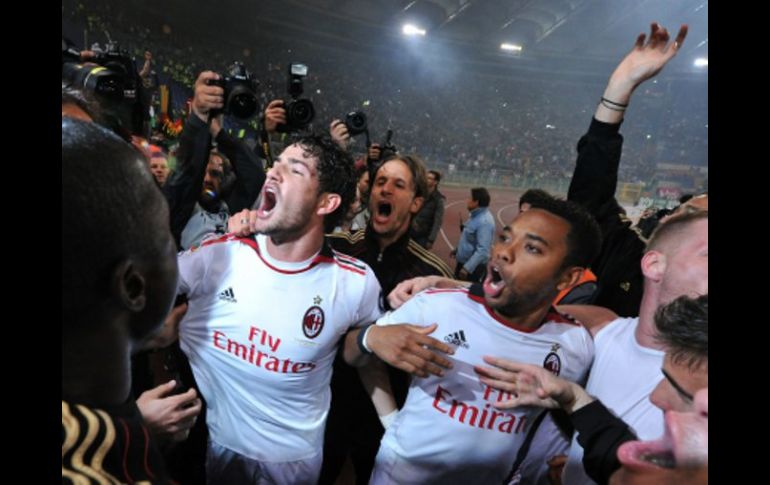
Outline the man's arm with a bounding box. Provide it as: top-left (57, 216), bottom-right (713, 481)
top-left (556, 304), bottom-right (619, 338)
top-left (136, 380), bottom-right (202, 444)
top-left (568, 23), bottom-right (688, 218)
top-left (388, 276), bottom-right (469, 310)
top-left (572, 401), bottom-right (638, 484)
top-left (356, 358), bottom-right (399, 428)
top-left (343, 323), bottom-right (454, 378)
top-left (214, 130), bottom-right (266, 214)
top-left (257, 99), bottom-right (289, 167)
top-left (330, 119), bottom-right (351, 151)
top-left (474, 357), bottom-right (637, 484)
top-left (462, 217), bottom-right (494, 276)
top-left (163, 71), bottom-right (222, 247)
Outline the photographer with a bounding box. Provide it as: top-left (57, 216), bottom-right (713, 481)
top-left (164, 70), bottom-right (266, 250)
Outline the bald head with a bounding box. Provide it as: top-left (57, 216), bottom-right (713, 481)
top-left (63, 118), bottom-right (178, 338)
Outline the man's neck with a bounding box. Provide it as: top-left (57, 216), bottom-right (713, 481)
top-left (492, 301), bottom-right (552, 331)
top-left (636, 288), bottom-right (666, 350)
top-left (265, 226), bottom-right (324, 262)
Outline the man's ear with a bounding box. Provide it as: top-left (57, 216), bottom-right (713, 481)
top-left (641, 250), bottom-right (666, 283)
top-left (111, 260), bottom-right (146, 313)
top-left (556, 267), bottom-right (585, 292)
top-left (316, 193), bottom-right (342, 217)
top-left (410, 196), bottom-right (425, 215)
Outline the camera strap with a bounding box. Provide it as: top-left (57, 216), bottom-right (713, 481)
top-left (259, 123), bottom-right (275, 169)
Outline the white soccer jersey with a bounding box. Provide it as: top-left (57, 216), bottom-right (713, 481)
top-left (371, 286), bottom-right (595, 485)
top-left (562, 317), bottom-right (665, 485)
top-left (177, 233), bottom-right (383, 462)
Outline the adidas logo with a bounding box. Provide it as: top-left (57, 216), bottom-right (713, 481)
top-left (218, 287), bottom-right (237, 303)
top-left (444, 330), bottom-right (469, 349)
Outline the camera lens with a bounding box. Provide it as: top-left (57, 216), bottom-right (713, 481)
top-left (228, 86), bottom-right (258, 119)
top-left (63, 63), bottom-right (125, 101)
top-left (288, 99), bottom-right (315, 128)
top-left (345, 111), bottom-right (367, 136)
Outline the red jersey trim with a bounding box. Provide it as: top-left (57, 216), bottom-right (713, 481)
top-left (332, 251), bottom-right (367, 271)
top-left (425, 288), bottom-right (470, 295)
top-left (466, 292), bottom-right (565, 333)
top-left (118, 418), bottom-right (133, 483)
top-left (335, 262), bottom-right (366, 275)
top-left (239, 236), bottom-right (335, 275)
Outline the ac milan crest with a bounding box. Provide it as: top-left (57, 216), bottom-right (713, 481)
top-left (302, 306), bottom-right (325, 339)
top-left (543, 352), bottom-right (561, 376)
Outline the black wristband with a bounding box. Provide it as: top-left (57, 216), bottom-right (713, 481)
top-left (600, 99), bottom-right (627, 112)
top-left (357, 325), bottom-right (374, 355)
top-left (600, 96), bottom-right (629, 108)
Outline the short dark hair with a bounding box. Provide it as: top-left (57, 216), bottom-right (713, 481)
top-left (471, 187), bottom-right (491, 207)
top-left (379, 153), bottom-right (429, 199)
top-left (428, 170), bottom-right (441, 184)
top-left (655, 295), bottom-right (708, 371)
top-left (647, 210), bottom-right (708, 252)
top-left (63, 118), bottom-right (167, 322)
top-left (208, 149), bottom-right (233, 178)
top-left (519, 188), bottom-right (554, 209)
top-left (530, 198), bottom-right (602, 269)
top-left (292, 134), bottom-right (357, 233)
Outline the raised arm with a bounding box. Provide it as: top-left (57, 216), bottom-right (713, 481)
top-left (568, 23), bottom-right (688, 215)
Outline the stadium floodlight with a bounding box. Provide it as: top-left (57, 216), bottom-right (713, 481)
top-left (500, 43), bottom-right (523, 52)
top-left (402, 24), bottom-right (426, 36)
top-left (694, 58), bottom-right (708, 67)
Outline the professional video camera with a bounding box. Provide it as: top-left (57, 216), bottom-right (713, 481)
top-left (62, 39), bottom-right (139, 106)
top-left (206, 61), bottom-right (259, 120)
top-left (344, 111), bottom-right (368, 136)
top-left (62, 37), bottom-right (144, 135)
top-left (276, 63), bottom-right (315, 133)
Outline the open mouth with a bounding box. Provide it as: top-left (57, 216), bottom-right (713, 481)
top-left (617, 421), bottom-right (676, 470)
top-left (258, 187), bottom-right (278, 217)
top-left (373, 201), bottom-right (393, 224)
top-left (482, 265), bottom-right (506, 298)
top-left (378, 202), bottom-right (392, 217)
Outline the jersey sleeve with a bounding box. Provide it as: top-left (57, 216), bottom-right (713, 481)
top-left (376, 291), bottom-right (430, 328)
top-left (571, 326), bottom-right (596, 385)
top-left (351, 266), bottom-right (385, 328)
top-left (176, 241), bottom-right (228, 299)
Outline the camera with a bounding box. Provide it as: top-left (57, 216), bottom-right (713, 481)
top-left (62, 39), bottom-right (144, 135)
top-left (344, 111), bottom-right (368, 136)
top-left (62, 40), bottom-right (139, 105)
top-left (206, 62), bottom-right (259, 120)
top-left (277, 63), bottom-right (315, 133)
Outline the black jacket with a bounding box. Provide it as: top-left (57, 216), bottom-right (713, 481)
top-left (411, 189), bottom-right (445, 244)
top-left (568, 118), bottom-right (645, 317)
top-left (328, 226), bottom-right (453, 305)
top-left (572, 399), bottom-right (637, 485)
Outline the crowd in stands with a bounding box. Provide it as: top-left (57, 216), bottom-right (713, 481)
top-left (63, 0), bottom-right (706, 196)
